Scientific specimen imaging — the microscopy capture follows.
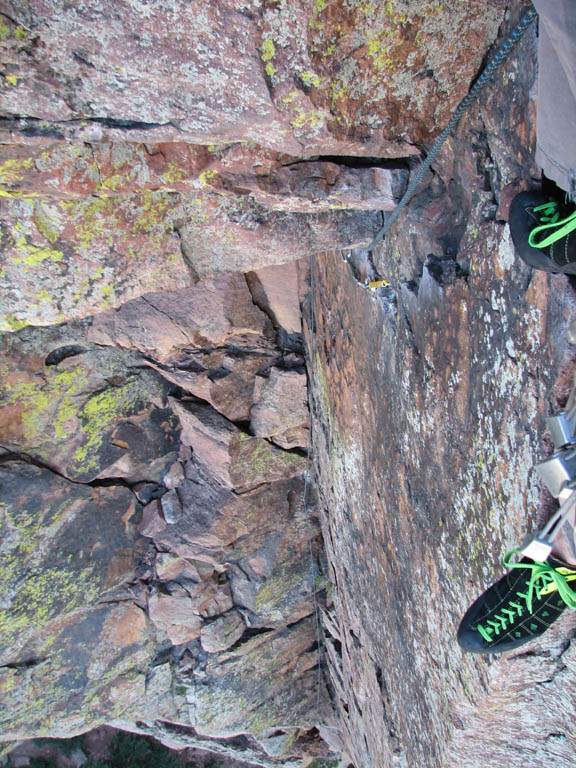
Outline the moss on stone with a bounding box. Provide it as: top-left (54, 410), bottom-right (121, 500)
top-left (0, 157), bottom-right (32, 185)
top-left (71, 382), bottom-right (142, 475)
top-left (254, 570), bottom-right (303, 616)
top-left (260, 39), bottom-right (276, 62)
top-left (0, 313), bottom-right (29, 331)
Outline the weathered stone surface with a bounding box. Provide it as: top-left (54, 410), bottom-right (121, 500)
top-left (148, 349), bottom-right (278, 424)
top-left (186, 618), bottom-right (325, 739)
top-left (155, 553), bottom-right (205, 583)
top-left (200, 610), bottom-right (246, 653)
top-left (0, 141), bottom-right (260, 199)
top-left (0, 185), bottom-right (382, 330)
top-left (138, 499), bottom-right (167, 538)
top-left (0, 2), bottom-right (525, 762)
top-left (246, 261), bottom-right (303, 336)
top-left (0, 461), bottom-right (145, 660)
top-left (251, 367), bottom-right (309, 450)
top-left (160, 490), bottom-right (183, 525)
top-left (154, 468), bottom-right (318, 631)
top-left (312, 253), bottom-right (576, 767)
top-left (0, 1), bottom-right (501, 153)
top-left (1, 141), bottom-right (408, 213)
top-left (0, 459), bottom-right (155, 740)
top-left (170, 399), bottom-right (305, 491)
top-left (229, 434), bottom-right (306, 493)
top-left (0, 601), bottom-right (155, 741)
top-left (6, 722), bottom-right (314, 768)
top-left (308, 17), bottom-right (576, 768)
top-left (176, 194), bottom-right (383, 280)
top-left (218, 160), bottom-right (408, 212)
top-left (88, 276), bottom-right (271, 363)
top-left (0, 322), bottom-right (179, 483)
top-left (169, 399), bottom-right (238, 487)
top-left (0, 191), bottom-right (191, 331)
top-left (163, 460), bottom-right (185, 490)
top-left (148, 588), bottom-right (204, 646)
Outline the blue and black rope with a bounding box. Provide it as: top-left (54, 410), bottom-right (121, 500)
top-left (367, 4), bottom-right (538, 253)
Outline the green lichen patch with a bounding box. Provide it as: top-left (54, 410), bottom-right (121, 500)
top-left (0, 601), bottom-right (155, 739)
top-left (301, 71), bottom-right (322, 88)
top-left (230, 434), bottom-right (305, 491)
top-left (195, 619), bottom-right (318, 738)
top-left (254, 569), bottom-right (307, 619)
top-left (291, 108), bottom-right (326, 130)
top-left (260, 39), bottom-right (276, 62)
top-left (11, 235), bottom-right (63, 268)
top-left (0, 327), bottom-right (173, 482)
top-left (71, 382), bottom-right (146, 477)
top-left (0, 565), bottom-right (100, 646)
top-left (33, 201), bottom-right (63, 244)
top-left (0, 157), bottom-right (33, 185)
top-left (1, 314), bottom-right (29, 331)
top-left (0, 186), bottom-right (188, 328)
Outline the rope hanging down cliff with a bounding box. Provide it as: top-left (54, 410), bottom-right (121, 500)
top-left (367, 4), bottom-right (538, 253)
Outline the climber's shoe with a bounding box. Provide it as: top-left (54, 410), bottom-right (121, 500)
top-left (509, 191), bottom-right (576, 273)
top-left (457, 550), bottom-right (576, 654)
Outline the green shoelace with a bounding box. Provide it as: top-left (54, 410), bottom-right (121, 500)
top-left (528, 202), bottom-right (576, 249)
top-left (477, 550), bottom-right (576, 643)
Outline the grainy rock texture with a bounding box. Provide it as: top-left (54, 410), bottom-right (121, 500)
top-left (2, 2), bottom-right (565, 767)
top-left (307, 13), bottom-right (576, 768)
top-left (0, 177), bottom-right (383, 330)
top-left (0, 0), bottom-right (503, 332)
top-left (0, 268), bottom-right (332, 767)
top-left (0, 1), bottom-right (501, 152)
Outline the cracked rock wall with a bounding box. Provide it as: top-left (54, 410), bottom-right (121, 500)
top-left (0, 1), bottom-right (550, 767)
top-left (0, 264), bottom-right (335, 768)
top-left (308, 11), bottom-right (576, 768)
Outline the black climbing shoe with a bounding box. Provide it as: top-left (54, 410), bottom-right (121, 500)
top-left (509, 191), bottom-right (576, 273)
top-left (457, 550), bottom-right (576, 654)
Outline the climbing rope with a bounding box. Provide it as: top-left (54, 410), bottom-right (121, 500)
top-left (367, 4), bottom-right (538, 253)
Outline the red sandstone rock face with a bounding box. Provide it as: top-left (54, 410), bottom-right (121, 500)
top-left (0, 1), bottom-right (501, 153)
top-left (88, 275), bottom-right (272, 362)
top-left (0, 264), bottom-right (330, 766)
top-left (0, 2), bottom-right (553, 766)
top-left (0, 163), bottom-right (385, 329)
top-left (251, 367), bottom-right (309, 449)
top-left (0, 0), bottom-right (502, 335)
top-left (246, 261), bottom-right (303, 336)
top-left (308, 17), bottom-right (576, 768)
top-left (0, 142), bottom-right (408, 212)
top-left (0, 321), bottom-right (180, 483)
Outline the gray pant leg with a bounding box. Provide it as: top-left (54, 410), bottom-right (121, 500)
top-left (533, 0), bottom-right (576, 196)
